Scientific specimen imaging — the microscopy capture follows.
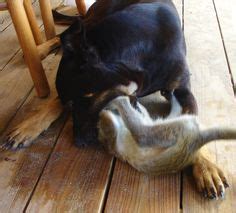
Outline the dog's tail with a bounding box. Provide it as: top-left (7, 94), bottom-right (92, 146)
top-left (194, 127), bottom-right (236, 150)
top-left (52, 10), bottom-right (80, 25)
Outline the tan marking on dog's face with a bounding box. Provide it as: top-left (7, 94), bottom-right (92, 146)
top-left (84, 93), bottom-right (95, 97)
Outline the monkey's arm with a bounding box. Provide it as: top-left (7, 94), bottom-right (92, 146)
top-left (167, 92), bottom-right (183, 118)
top-left (113, 96), bottom-right (179, 147)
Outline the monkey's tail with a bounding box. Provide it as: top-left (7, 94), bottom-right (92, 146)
top-left (197, 127), bottom-right (236, 149)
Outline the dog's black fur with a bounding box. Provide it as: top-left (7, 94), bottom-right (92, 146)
top-left (56, 0), bottom-right (198, 146)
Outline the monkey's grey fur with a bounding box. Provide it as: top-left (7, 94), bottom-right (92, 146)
top-left (97, 83), bottom-right (236, 175)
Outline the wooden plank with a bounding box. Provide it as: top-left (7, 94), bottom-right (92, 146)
top-left (0, 27), bottom-right (20, 71)
top-left (213, 0), bottom-right (236, 92)
top-left (0, 1), bottom-right (37, 32)
top-left (0, 10), bottom-right (12, 32)
top-left (183, 0), bottom-right (236, 211)
top-left (105, 161), bottom-right (180, 212)
top-left (104, 1), bottom-right (182, 212)
top-left (25, 119), bottom-right (114, 212)
top-left (0, 52), bottom-right (67, 212)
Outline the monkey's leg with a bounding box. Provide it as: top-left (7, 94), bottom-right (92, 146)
top-left (98, 110), bottom-right (118, 151)
top-left (113, 96), bottom-right (178, 147)
top-left (1, 95), bottom-right (63, 150)
top-left (167, 92), bottom-right (183, 118)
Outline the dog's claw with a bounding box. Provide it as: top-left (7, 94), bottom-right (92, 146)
top-left (218, 186), bottom-right (225, 199)
top-left (203, 189), bottom-right (208, 198)
top-left (1, 128), bottom-right (33, 151)
top-left (17, 143), bottom-right (24, 149)
top-left (223, 181), bottom-right (229, 188)
top-left (1, 139), bottom-right (14, 150)
top-left (209, 187), bottom-right (217, 200)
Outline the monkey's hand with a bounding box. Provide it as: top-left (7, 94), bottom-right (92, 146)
top-left (116, 81), bottom-right (138, 95)
top-left (108, 96), bottom-right (130, 111)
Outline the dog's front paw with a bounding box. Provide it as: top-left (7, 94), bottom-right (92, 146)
top-left (192, 157), bottom-right (229, 200)
top-left (1, 122), bottom-right (42, 150)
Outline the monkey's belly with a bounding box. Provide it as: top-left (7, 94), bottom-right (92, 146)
top-left (114, 130), bottom-right (196, 175)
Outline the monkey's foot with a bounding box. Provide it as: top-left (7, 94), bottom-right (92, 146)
top-left (192, 156), bottom-right (229, 199)
top-left (161, 90), bottom-right (172, 101)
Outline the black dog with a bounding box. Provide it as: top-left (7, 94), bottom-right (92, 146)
top-left (56, 0), bottom-right (198, 146)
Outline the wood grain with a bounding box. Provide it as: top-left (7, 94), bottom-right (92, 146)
top-left (213, 0), bottom-right (236, 92)
top-left (105, 161), bottom-right (180, 212)
top-left (0, 24), bottom-right (22, 71)
top-left (182, 0), bottom-right (236, 211)
top-left (26, 119), bottom-right (114, 212)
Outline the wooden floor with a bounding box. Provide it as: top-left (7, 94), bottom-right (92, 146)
top-left (0, 0), bottom-right (236, 212)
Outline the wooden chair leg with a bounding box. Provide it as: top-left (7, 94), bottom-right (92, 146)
top-left (75, 0), bottom-right (86, 16)
top-left (7, 0), bottom-right (50, 98)
top-left (39, 0), bottom-right (56, 40)
top-left (23, 0), bottom-right (44, 45)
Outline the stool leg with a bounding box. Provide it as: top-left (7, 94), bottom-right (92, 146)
top-left (39, 0), bottom-right (55, 40)
top-left (75, 0), bottom-right (86, 16)
top-left (23, 0), bottom-right (44, 45)
top-left (7, 0), bottom-right (50, 98)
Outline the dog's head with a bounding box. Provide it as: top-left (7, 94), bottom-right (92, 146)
top-left (56, 18), bottom-right (144, 146)
top-left (56, 18), bottom-right (140, 103)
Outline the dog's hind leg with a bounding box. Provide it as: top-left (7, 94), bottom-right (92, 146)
top-left (192, 148), bottom-right (229, 199)
top-left (174, 87), bottom-right (198, 114)
top-left (1, 96), bottom-right (63, 150)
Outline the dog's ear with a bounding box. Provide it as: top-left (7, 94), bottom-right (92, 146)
top-left (60, 17), bottom-right (100, 64)
top-left (60, 17), bottom-right (87, 55)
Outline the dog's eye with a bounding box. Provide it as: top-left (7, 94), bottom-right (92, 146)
top-left (84, 93), bottom-right (95, 97)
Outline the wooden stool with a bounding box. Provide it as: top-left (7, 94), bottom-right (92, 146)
top-left (0, 0), bottom-right (86, 98)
